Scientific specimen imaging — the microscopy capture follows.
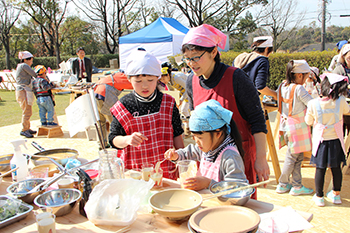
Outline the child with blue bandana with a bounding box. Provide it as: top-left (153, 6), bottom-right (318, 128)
top-left (164, 99), bottom-right (247, 191)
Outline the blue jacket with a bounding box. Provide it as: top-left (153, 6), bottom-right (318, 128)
top-left (233, 53), bottom-right (270, 91)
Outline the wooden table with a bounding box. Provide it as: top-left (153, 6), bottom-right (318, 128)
top-left (52, 87), bottom-right (88, 103)
top-left (0, 177), bottom-right (312, 233)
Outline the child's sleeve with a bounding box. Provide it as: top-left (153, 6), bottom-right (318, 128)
top-left (176, 144), bottom-right (201, 161)
top-left (221, 148), bottom-right (248, 183)
top-left (340, 96), bottom-right (350, 115)
top-left (305, 100), bottom-right (315, 126)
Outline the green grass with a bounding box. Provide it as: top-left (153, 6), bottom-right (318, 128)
top-left (0, 90), bottom-right (70, 127)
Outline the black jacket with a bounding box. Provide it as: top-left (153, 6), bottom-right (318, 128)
top-left (72, 57), bottom-right (92, 82)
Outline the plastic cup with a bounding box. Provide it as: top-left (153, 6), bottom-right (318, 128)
top-left (129, 168), bottom-right (142, 180)
top-left (142, 163), bottom-right (154, 181)
top-left (37, 213), bottom-right (56, 233)
top-left (57, 177), bottom-right (75, 189)
top-left (150, 168), bottom-right (163, 186)
top-left (178, 160), bottom-right (197, 189)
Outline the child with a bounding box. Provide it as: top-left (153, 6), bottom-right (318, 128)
top-left (164, 99), bottom-right (247, 191)
top-left (276, 60), bottom-right (314, 196)
top-left (108, 48), bottom-right (184, 180)
top-left (32, 65), bottom-right (57, 126)
top-left (305, 73), bottom-right (349, 206)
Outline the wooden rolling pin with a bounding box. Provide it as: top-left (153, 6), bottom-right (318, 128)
top-left (203, 180), bottom-right (271, 201)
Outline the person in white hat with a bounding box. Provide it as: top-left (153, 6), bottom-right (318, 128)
top-left (233, 36), bottom-right (277, 100)
top-left (15, 51), bottom-right (37, 138)
top-left (108, 48), bottom-right (184, 180)
top-left (276, 59), bottom-right (314, 196)
top-left (305, 73), bottom-right (349, 206)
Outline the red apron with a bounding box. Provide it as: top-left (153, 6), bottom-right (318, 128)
top-left (192, 67), bottom-right (257, 199)
top-left (198, 146), bottom-right (237, 182)
top-left (110, 94), bottom-right (177, 179)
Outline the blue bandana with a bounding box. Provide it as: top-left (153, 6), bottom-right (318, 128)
top-left (189, 100), bottom-right (233, 133)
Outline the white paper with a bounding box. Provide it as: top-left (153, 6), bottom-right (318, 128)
top-left (65, 94), bottom-right (97, 137)
top-left (259, 206), bottom-right (313, 232)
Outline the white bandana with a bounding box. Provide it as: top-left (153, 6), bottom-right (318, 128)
top-left (291, 60), bottom-right (310, 73)
top-left (253, 36), bottom-right (273, 48)
top-left (125, 48), bottom-right (161, 77)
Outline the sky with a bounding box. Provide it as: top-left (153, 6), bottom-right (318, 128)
top-left (296, 0), bottom-right (350, 27)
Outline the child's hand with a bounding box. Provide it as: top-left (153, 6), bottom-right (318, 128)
top-left (164, 149), bottom-right (178, 161)
top-left (126, 132), bottom-right (148, 147)
top-left (182, 176), bottom-right (211, 191)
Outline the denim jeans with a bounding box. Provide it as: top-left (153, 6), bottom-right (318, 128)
top-left (36, 96), bottom-right (54, 123)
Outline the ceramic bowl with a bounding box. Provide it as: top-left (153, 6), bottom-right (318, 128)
top-left (7, 178), bottom-right (46, 203)
top-left (210, 181), bottom-right (255, 206)
top-left (34, 189), bottom-right (82, 217)
top-left (149, 188), bottom-right (202, 220)
top-left (0, 154), bottom-right (13, 173)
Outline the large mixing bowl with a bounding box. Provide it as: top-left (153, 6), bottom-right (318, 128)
top-left (210, 181), bottom-right (255, 206)
top-left (0, 154), bottom-right (13, 173)
top-left (7, 178), bottom-right (46, 203)
top-left (149, 188), bottom-right (202, 220)
top-left (34, 189), bottom-right (82, 217)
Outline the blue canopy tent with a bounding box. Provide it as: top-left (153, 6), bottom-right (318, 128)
top-left (119, 17), bottom-right (189, 70)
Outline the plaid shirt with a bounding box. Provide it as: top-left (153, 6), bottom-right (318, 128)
top-left (32, 76), bottom-right (53, 97)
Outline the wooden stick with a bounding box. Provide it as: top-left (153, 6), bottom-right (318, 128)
top-left (115, 225), bottom-right (131, 233)
top-left (203, 180), bottom-right (271, 201)
top-left (0, 167), bottom-right (20, 178)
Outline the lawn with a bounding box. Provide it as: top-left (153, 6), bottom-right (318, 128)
top-left (0, 90), bottom-right (70, 127)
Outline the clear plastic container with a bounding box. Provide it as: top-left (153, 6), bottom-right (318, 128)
top-left (98, 149), bottom-right (124, 182)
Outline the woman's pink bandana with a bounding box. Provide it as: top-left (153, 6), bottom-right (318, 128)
top-left (182, 24), bottom-right (226, 49)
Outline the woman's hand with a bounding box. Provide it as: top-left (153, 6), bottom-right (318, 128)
top-left (125, 132), bottom-right (148, 147)
top-left (182, 176), bottom-right (211, 191)
top-left (164, 148), bottom-right (178, 161)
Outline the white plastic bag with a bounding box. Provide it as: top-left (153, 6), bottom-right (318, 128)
top-left (84, 178), bottom-right (154, 226)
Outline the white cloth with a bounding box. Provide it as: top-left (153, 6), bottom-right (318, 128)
top-left (253, 36), bottom-right (273, 48)
top-left (18, 51), bottom-right (33, 59)
top-left (292, 60), bottom-right (310, 73)
top-left (125, 49), bottom-right (161, 77)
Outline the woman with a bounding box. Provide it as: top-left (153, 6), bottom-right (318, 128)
top-left (15, 51), bottom-right (37, 138)
top-left (332, 43), bottom-right (350, 135)
top-left (233, 36), bottom-right (277, 100)
top-left (182, 24), bottom-right (270, 199)
top-left (333, 44), bottom-right (350, 78)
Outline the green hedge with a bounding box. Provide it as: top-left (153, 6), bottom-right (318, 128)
top-left (0, 54), bottom-right (119, 70)
top-left (170, 50), bottom-right (337, 90)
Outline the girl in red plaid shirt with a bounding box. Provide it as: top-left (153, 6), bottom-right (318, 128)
top-left (109, 49), bottom-right (184, 180)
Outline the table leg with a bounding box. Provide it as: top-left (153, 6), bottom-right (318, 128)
top-left (265, 110), bottom-right (281, 182)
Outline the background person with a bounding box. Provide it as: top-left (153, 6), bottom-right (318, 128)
top-left (276, 60), bottom-right (313, 196)
top-left (72, 47), bottom-right (93, 82)
top-left (32, 65), bottom-right (57, 127)
top-left (93, 71), bottom-right (133, 148)
top-left (108, 48), bottom-right (184, 179)
top-left (328, 40), bottom-right (348, 71)
top-left (182, 24), bottom-right (269, 199)
top-left (233, 36), bottom-right (277, 100)
top-left (305, 73), bottom-right (349, 206)
top-left (15, 51), bottom-right (37, 138)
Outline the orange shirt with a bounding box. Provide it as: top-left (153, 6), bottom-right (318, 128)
top-left (94, 72), bottom-right (133, 98)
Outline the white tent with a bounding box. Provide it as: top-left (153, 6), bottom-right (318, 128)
top-left (119, 17), bottom-right (189, 70)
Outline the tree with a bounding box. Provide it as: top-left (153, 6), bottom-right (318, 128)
top-left (258, 0), bottom-right (305, 52)
top-left (0, 0), bottom-right (20, 69)
top-left (59, 16), bottom-right (99, 56)
top-left (19, 0), bottom-right (70, 68)
top-left (166, 0), bottom-right (227, 27)
top-left (72, 0), bottom-right (138, 54)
